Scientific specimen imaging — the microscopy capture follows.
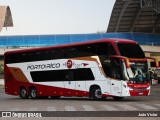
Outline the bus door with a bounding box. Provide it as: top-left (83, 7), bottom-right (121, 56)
top-left (110, 79), bottom-right (122, 96)
top-left (64, 71), bottom-right (76, 96)
top-left (110, 59), bottom-right (123, 96)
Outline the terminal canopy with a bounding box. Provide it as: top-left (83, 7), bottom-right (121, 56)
top-left (107, 0), bottom-right (160, 33)
top-left (0, 6), bottom-right (13, 32)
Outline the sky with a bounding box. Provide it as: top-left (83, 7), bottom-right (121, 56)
top-left (0, 0), bottom-right (115, 35)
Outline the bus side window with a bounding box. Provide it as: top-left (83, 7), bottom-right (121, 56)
top-left (110, 59), bottom-right (123, 80)
top-left (96, 43), bottom-right (116, 78)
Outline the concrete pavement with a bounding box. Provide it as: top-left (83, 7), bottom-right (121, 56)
top-left (0, 79), bottom-right (4, 85)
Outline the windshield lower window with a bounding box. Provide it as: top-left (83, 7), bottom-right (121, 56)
top-left (126, 62), bottom-right (150, 83)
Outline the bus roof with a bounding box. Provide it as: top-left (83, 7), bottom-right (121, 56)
top-left (5, 38), bottom-right (136, 55)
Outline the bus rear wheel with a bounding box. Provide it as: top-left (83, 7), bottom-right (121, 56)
top-left (19, 87), bottom-right (28, 99)
top-left (29, 87), bottom-right (38, 99)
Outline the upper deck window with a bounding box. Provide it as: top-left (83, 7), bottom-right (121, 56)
top-left (117, 43), bottom-right (145, 58)
top-left (5, 42), bottom-right (116, 64)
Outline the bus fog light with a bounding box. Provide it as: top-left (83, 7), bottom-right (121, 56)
top-left (130, 81), bottom-right (134, 83)
top-left (146, 86), bottom-right (150, 90)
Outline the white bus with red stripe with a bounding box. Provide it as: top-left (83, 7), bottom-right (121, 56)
top-left (4, 38), bottom-right (159, 100)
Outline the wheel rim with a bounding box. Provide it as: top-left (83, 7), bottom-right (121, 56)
top-left (31, 89), bottom-right (37, 98)
top-left (95, 89), bottom-right (102, 98)
top-left (21, 89), bottom-right (26, 97)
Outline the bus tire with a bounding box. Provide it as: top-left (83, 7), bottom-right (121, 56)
top-left (19, 87), bottom-right (28, 99)
top-left (113, 96), bottom-right (124, 101)
top-left (29, 87), bottom-right (38, 99)
top-left (91, 86), bottom-right (103, 100)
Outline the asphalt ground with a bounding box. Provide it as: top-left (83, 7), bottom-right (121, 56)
top-left (0, 84), bottom-right (159, 120)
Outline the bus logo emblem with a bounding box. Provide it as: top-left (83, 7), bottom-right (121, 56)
top-left (67, 60), bottom-right (72, 69)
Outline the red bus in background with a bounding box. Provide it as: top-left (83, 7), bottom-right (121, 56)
top-left (4, 38), bottom-right (159, 100)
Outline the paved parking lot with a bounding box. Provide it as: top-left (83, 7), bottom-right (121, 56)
top-left (0, 83), bottom-right (160, 119)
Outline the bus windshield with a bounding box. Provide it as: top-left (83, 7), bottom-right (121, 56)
top-left (116, 43), bottom-right (150, 83)
top-left (125, 62), bottom-right (150, 83)
top-left (117, 43), bottom-right (145, 58)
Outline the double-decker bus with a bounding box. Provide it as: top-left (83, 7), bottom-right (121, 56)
top-left (4, 38), bottom-right (159, 100)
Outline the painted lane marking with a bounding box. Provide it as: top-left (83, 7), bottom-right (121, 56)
top-left (82, 105), bottom-right (96, 111)
top-left (136, 104), bottom-right (158, 110)
top-left (101, 105), bottom-right (118, 111)
top-left (65, 106), bottom-right (77, 111)
top-left (47, 107), bottom-right (56, 111)
top-left (117, 104), bottom-right (138, 111)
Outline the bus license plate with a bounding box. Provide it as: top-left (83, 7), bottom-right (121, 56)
top-left (139, 92), bottom-right (143, 95)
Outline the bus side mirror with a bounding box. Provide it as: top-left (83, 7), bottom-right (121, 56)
top-left (146, 57), bottom-right (159, 68)
top-left (110, 55), bottom-right (130, 68)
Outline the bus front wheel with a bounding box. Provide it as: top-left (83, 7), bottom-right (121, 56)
top-left (19, 87), bottom-right (28, 99)
top-left (29, 87), bottom-right (38, 99)
top-left (91, 86), bottom-right (104, 100)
